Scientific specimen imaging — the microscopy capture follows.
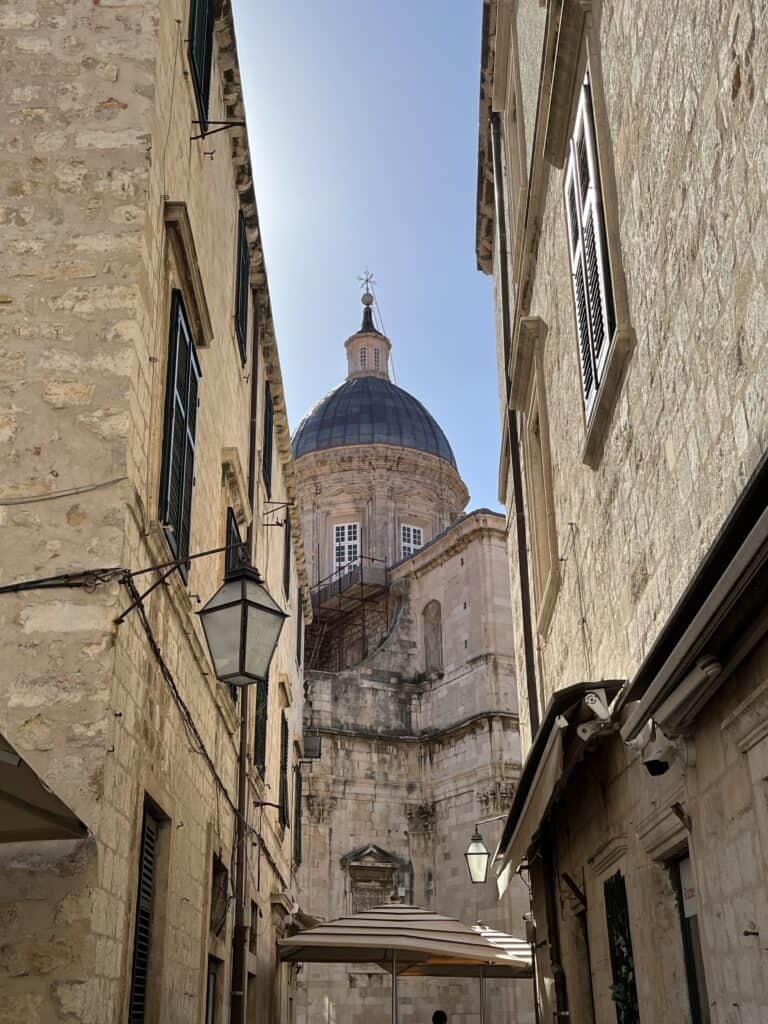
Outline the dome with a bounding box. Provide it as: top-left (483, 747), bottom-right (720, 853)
top-left (292, 376), bottom-right (457, 468)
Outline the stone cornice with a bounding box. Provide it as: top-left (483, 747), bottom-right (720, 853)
top-left (213, 2), bottom-right (311, 619)
top-left (390, 509), bottom-right (506, 580)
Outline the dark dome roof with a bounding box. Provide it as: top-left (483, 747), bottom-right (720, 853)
top-left (292, 376), bottom-right (457, 468)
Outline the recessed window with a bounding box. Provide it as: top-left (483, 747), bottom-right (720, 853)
top-left (278, 712), bottom-right (290, 829)
top-left (564, 72), bottom-right (616, 421)
top-left (359, 347), bottom-right (367, 369)
top-left (295, 590), bottom-right (303, 667)
top-left (262, 383), bottom-right (274, 498)
top-left (373, 348), bottom-right (381, 369)
top-left (188, 0), bottom-right (215, 128)
top-left (234, 211), bottom-right (249, 363)
top-left (159, 292), bottom-right (201, 573)
top-left (128, 804), bottom-right (162, 1022)
top-left (333, 523), bottom-right (359, 572)
top-left (401, 524), bottom-right (423, 559)
top-left (283, 510), bottom-right (292, 599)
top-left (672, 855), bottom-right (711, 1023)
top-left (293, 767), bottom-right (303, 866)
top-left (253, 679), bottom-right (268, 778)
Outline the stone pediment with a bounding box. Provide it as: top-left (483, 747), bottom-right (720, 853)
top-left (340, 844), bottom-right (402, 869)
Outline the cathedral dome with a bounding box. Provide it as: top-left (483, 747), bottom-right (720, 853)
top-left (292, 375), bottom-right (457, 468)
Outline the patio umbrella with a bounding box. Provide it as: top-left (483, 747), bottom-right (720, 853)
top-left (278, 902), bottom-right (532, 1023)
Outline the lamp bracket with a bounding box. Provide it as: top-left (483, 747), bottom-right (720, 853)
top-left (191, 119), bottom-right (246, 141)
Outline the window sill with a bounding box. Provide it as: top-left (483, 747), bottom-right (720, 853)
top-left (581, 327), bottom-right (633, 470)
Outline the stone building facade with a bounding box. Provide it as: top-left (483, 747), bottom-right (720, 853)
top-left (477, 1), bottom-right (768, 1022)
top-left (292, 305), bottom-right (534, 1023)
top-left (0, 3), bottom-right (310, 1023)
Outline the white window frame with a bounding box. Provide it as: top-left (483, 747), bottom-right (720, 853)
top-left (564, 72), bottom-right (614, 422)
top-left (333, 523), bottom-right (360, 573)
top-left (373, 347), bottom-right (381, 370)
top-left (401, 524), bottom-right (423, 559)
top-left (359, 347), bottom-right (367, 369)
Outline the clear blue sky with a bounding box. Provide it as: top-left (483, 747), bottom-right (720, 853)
top-left (232, 0), bottom-right (501, 511)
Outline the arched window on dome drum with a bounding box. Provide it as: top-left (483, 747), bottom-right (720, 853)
top-left (373, 348), bottom-right (380, 369)
top-left (423, 600), bottom-right (443, 675)
top-left (359, 347), bottom-right (367, 369)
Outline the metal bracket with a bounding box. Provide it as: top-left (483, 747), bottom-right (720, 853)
top-left (191, 119), bottom-right (246, 141)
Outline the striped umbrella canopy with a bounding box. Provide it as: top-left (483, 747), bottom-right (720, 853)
top-left (278, 902), bottom-right (532, 977)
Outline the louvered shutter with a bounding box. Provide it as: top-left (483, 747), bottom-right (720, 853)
top-left (293, 767), bottom-right (303, 866)
top-left (128, 809), bottom-right (160, 1023)
top-left (253, 679), bottom-right (268, 777)
top-left (604, 870), bottom-right (640, 1023)
top-left (283, 510), bottom-right (292, 599)
top-left (159, 294), bottom-right (200, 574)
top-left (278, 712), bottom-right (289, 828)
top-left (234, 212), bottom-right (249, 362)
top-left (565, 74), bottom-right (615, 421)
top-left (262, 384), bottom-right (274, 498)
top-left (295, 593), bottom-right (303, 666)
top-left (188, 0), bottom-right (215, 126)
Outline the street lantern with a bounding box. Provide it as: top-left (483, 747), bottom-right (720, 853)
top-left (199, 565), bottom-right (288, 686)
top-left (464, 829), bottom-right (491, 885)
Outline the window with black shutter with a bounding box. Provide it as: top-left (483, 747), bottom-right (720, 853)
top-left (234, 212), bottom-right (250, 363)
top-left (295, 592), bottom-right (303, 667)
top-left (204, 957), bottom-right (218, 1024)
top-left (564, 72), bottom-right (615, 421)
top-left (128, 807), bottom-right (161, 1023)
top-left (159, 292), bottom-right (200, 576)
top-left (278, 712), bottom-right (289, 829)
top-left (283, 510), bottom-right (292, 599)
top-left (225, 507), bottom-right (247, 573)
top-left (188, 0), bottom-right (215, 128)
top-left (293, 767), bottom-right (303, 867)
top-left (604, 870), bottom-right (640, 1024)
top-left (253, 679), bottom-right (268, 777)
top-left (262, 383), bottom-right (274, 498)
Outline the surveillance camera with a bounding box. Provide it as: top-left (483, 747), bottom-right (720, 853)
top-left (642, 722), bottom-right (676, 776)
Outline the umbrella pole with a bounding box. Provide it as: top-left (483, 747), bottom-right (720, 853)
top-left (479, 967), bottom-right (485, 1024)
top-left (391, 949), bottom-right (398, 1024)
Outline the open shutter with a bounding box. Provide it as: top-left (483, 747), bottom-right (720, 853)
top-left (234, 212), bottom-right (249, 362)
top-left (188, 0), bottom-right (215, 126)
top-left (565, 74), bottom-right (615, 420)
top-left (295, 592), bottom-right (303, 666)
top-left (128, 808), bottom-right (160, 1023)
top-left (253, 680), bottom-right (268, 777)
top-left (278, 712), bottom-right (289, 828)
top-left (604, 870), bottom-right (640, 1023)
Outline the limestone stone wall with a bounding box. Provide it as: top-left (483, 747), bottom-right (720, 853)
top-left (297, 515), bottom-right (533, 1023)
top-left (0, 3), bottom-right (308, 1022)
top-left (478, 0), bottom-right (768, 1020)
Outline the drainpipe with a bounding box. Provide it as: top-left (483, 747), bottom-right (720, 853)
top-left (490, 111), bottom-right (539, 735)
top-left (230, 309), bottom-right (262, 1023)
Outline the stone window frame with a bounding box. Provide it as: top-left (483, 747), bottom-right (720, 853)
top-left (564, 40), bottom-right (633, 469)
top-left (145, 203), bottom-right (214, 582)
top-left (400, 523), bottom-right (424, 559)
top-left (332, 521), bottom-right (360, 574)
top-left (522, 332), bottom-right (560, 636)
top-left (533, 10), bottom-right (634, 470)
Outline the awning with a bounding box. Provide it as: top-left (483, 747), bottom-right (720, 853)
top-left (494, 681), bottom-right (625, 896)
top-left (278, 902), bottom-right (532, 979)
top-left (618, 451), bottom-right (768, 740)
top-left (0, 733), bottom-right (87, 842)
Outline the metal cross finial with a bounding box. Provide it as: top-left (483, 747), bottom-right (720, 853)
top-left (358, 268), bottom-right (376, 292)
